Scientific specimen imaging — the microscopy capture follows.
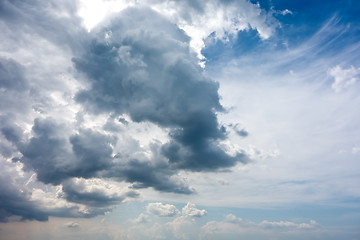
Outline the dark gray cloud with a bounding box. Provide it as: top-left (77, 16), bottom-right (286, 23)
top-left (7, 117), bottom-right (193, 195)
top-left (10, 118), bottom-right (116, 185)
top-left (0, 0), bottom-right (251, 223)
top-left (0, 165), bottom-right (111, 222)
top-left (0, 173), bottom-right (48, 222)
top-left (0, 57), bottom-right (28, 91)
top-left (69, 129), bottom-right (116, 178)
top-left (0, 57), bottom-right (31, 119)
top-left (107, 158), bottom-right (194, 194)
top-left (61, 179), bottom-right (139, 207)
top-left (13, 118), bottom-right (76, 185)
top-left (72, 7), bottom-right (248, 172)
top-left (228, 123), bottom-right (249, 137)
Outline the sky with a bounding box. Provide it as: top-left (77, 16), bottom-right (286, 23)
top-left (0, 0), bottom-right (360, 239)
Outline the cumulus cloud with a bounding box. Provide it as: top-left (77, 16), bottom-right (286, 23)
top-left (0, 172), bottom-right (48, 222)
top-left (0, 0), bottom-right (264, 223)
top-left (73, 7), bottom-right (249, 172)
top-left (182, 202), bottom-right (207, 217)
top-left (65, 222), bottom-right (80, 228)
top-left (0, 157), bottom-right (114, 222)
top-left (147, 202), bottom-right (180, 217)
top-left (60, 178), bottom-right (139, 207)
top-left (224, 214), bottom-right (242, 224)
top-left (10, 118), bottom-right (116, 185)
top-left (329, 65), bottom-right (360, 92)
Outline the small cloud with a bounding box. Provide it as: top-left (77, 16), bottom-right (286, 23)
top-left (328, 65), bottom-right (360, 92)
top-left (229, 124), bottom-right (248, 137)
top-left (182, 202), bottom-right (207, 217)
top-left (281, 9), bottom-right (293, 15)
top-left (352, 146), bottom-right (360, 154)
top-left (65, 222), bottom-right (80, 228)
top-left (132, 213), bottom-right (150, 224)
top-left (147, 202), bottom-right (180, 217)
top-left (225, 214), bottom-right (242, 224)
top-left (260, 219), bottom-right (317, 229)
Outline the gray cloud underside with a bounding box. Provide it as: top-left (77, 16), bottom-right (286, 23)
top-left (0, 171), bottom-right (113, 222)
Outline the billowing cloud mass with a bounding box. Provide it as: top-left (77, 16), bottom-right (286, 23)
top-left (0, 0), bottom-right (262, 222)
top-left (73, 7), bottom-right (248, 171)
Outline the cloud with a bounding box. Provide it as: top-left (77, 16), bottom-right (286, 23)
top-left (10, 116), bottom-right (194, 196)
top-left (77, 0), bottom-right (278, 62)
top-left (150, 0), bottom-right (277, 61)
top-left (260, 219), bottom-right (318, 229)
top-left (107, 158), bottom-right (195, 194)
top-left (72, 7), bottom-right (249, 172)
top-left (280, 9), bottom-right (293, 16)
top-left (61, 178), bottom-right (139, 207)
top-left (201, 214), bottom-right (319, 238)
top-left (0, 0), bottom-right (283, 224)
top-left (0, 0), bottom-right (86, 53)
top-left (147, 202), bottom-right (180, 217)
top-left (0, 57), bottom-right (28, 91)
top-left (65, 222), bottom-right (80, 228)
top-left (0, 172), bottom-right (49, 222)
top-left (224, 214), bottom-right (242, 224)
top-left (329, 65), bottom-right (360, 92)
top-left (11, 118), bottom-right (116, 185)
top-left (181, 202), bottom-right (207, 217)
top-left (228, 123), bottom-right (249, 137)
top-left (0, 158), bottom-right (114, 222)
top-left (132, 213), bottom-right (150, 224)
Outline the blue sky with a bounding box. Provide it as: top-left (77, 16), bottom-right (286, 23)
top-left (0, 0), bottom-right (360, 239)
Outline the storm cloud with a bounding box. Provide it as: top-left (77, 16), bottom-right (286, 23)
top-left (73, 7), bottom-right (248, 172)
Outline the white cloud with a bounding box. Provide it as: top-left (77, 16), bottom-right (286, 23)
top-left (153, 0), bottom-right (275, 62)
top-left (260, 219), bottom-right (317, 229)
top-left (65, 222), bottom-right (80, 228)
top-left (329, 65), bottom-right (360, 92)
top-left (182, 202), bottom-right (207, 217)
top-left (281, 9), bottom-right (293, 15)
top-left (147, 202), bottom-right (180, 217)
top-left (224, 214), bottom-right (242, 224)
top-left (132, 213), bottom-right (150, 224)
top-left (201, 214), bottom-right (319, 238)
